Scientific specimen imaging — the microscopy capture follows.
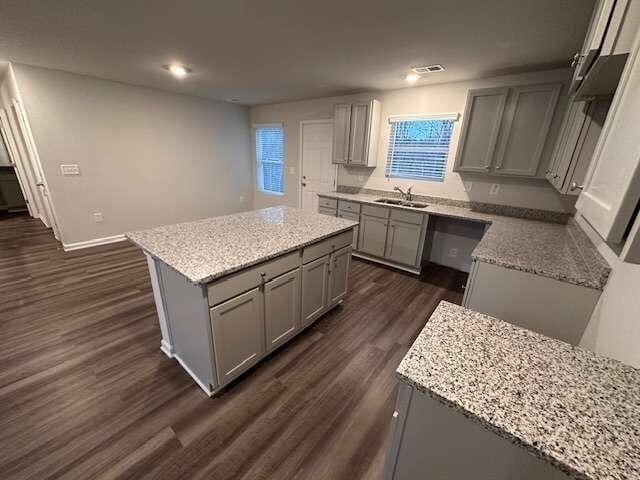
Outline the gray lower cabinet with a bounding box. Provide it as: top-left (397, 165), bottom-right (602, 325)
top-left (264, 269), bottom-right (301, 352)
top-left (359, 214), bottom-right (389, 257)
top-left (210, 287), bottom-right (265, 385)
top-left (385, 220), bottom-right (423, 266)
top-left (338, 210), bottom-right (359, 249)
top-left (328, 246), bottom-right (351, 304)
top-left (301, 255), bottom-right (330, 326)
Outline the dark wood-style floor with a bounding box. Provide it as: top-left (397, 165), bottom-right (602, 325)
top-left (0, 214), bottom-right (467, 480)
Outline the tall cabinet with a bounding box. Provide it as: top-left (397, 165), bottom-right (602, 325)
top-left (332, 99), bottom-right (381, 167)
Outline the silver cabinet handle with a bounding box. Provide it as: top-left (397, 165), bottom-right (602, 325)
top-left (570, 182), bottom-right (584, 191)
top-left (36, 182), bottom-right (45, 186)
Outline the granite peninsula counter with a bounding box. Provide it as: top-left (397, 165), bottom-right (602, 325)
top-left (127, 206), bottom-right (357, 395)
top-left (386, 301), bottom-right (640, 480)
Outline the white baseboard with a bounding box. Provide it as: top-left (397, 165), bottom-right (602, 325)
top-left (160, 340), bottom-right (174, 358)
top-left (62, 234), bottom-right (127, 251)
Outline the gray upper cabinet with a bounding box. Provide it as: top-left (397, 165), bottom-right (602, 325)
top-left (547, 97), bottom-right (611, 195)
top-left (493, 84), bottom-right (561, 177)
top-left (332, 99), bottom-right (381, 167)
top-left (455, 83), bottom-right (562, 177)
top-left (454, 87), bottom-right (508, 173)
top-left (264, 269), bottom-right (301, 353)
top-left (333, 104), bottom-right (352, 164)
top-left (328, 246), bottom-right (351, 305)
top-left (359, 214), bottom-right (388, 257)
top-left (301, 255), bottom-right (330, 327)
top-left (385, 220), bottom-right (423, 267)
top-left (210, 287), bottom-right (265, 385)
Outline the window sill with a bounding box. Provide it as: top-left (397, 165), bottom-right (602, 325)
top-left (258, 189), bottom-right (284, 196)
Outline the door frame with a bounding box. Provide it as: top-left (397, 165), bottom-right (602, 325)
top-left (0, 109), bottom-right (35, 216)
top-left (11, 98), bottom-right (61, 240)
top-left (298, 119), bottom-right (337, 210)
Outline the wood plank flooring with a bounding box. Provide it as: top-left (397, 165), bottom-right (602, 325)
top-left (0, 214), bottom-right (467, 480)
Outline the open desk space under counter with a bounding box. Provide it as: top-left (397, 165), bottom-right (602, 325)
top-left (126, 206), bottom-right (357, 396)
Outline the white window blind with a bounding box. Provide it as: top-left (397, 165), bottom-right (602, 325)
top-left (255, 125), bottom-right (284, 194)
top-left (385, 116), bottom-right (455, 181)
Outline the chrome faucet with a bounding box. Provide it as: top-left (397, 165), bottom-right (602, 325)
top-left (394, 185), bottom-right (413, 201)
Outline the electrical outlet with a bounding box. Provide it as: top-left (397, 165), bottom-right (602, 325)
top-left (239, 196), bottom-right (245, 203)
top-left (464, 181), bottom-right (473, 192)
top-left (489, 184), bottom-right (500, 195)
top-left (449, 248), bottom-right (458, 258)
top-left (93, 212), bottom-right (104, 223)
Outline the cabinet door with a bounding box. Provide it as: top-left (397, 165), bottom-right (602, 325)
top-left (565, 98), bottom-right (611, 195)
top-left (576, 0), bottom-right (617, 81)
top-left (576, 33), bottom-right (640, 243)
top-left (332, 104), bottom-right (351, 164)
top-left (328, 246), bottom-right (351, 306)
top-left (318, 206), bottom-right (337, 216)
top-left (494, 83), bottom-right (561, 177)
top-left (301, 255), bottom-right (330, 327)
top-left (358, 214), bottom-right (388, 257)
top-left (210, 287), bottom-right (265, 385)
top-left (265, 269), bottom-right (301, 353)
top-left (338, 210), bottom-right (360, 250)
top-left (454, 87), bottom-right (509, 173)
top-left (348, 102), bottom-right (371, 165)
top-left (547, 100), bottom-right (589, 191)
top-left (385, 220), bottom-right (423, 266)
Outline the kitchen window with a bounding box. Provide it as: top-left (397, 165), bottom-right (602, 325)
top-left (255, 124), bottom-right (284, 194)
top-left (385, 114), bottom-right (457, 181)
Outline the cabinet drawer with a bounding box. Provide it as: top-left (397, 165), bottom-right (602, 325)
top-left (338, 200), bottom-right (360, 214)
top-left (390, 208), bottom-right (426, 225)
top-left (302, 230), bottom-right (353, 264)
top-left (318, 206), bottom-right (337, 216)
top-left (361, 204), bottom-right (389, 219)
top-left (318, 196), bottom-right (338, 209)
top-left (207, 251), bottom-right (300, 306)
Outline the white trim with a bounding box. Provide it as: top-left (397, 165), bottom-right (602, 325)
top-left (62, 234), bottom-right (126, 251)
top-left (352, 252), bottom-right (421, 275)
top-left (299, 119), bottom-right (336, 209)
top-left (160, 339), bottom-right (174, 357)
top-left (252, 122), bottom-right (283, 129)
top-left (173, 353), bottom-right (214, 397)
top-left (388, 112), bottom-right (460, 123)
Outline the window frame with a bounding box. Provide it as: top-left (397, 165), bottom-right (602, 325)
top-left (385, 113), bottom-right (459, 183)
top-left (254, 122), bottom-right (285, 196)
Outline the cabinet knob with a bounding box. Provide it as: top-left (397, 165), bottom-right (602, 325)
top-left (392, 411), bottom-right (399, 419)
top-left (570, 182), bottom-right (584, 191)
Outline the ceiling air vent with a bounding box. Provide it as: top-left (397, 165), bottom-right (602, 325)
top-left (411, 64), bottom-right (445, 74)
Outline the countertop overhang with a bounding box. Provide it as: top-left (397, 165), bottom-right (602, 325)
top-left (398, 301), bottom-right (640, 480)
top-left (126, 206), bottom-right (357, 284)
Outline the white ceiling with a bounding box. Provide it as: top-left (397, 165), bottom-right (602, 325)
top-left (0, 0), bottom-right (594, 105)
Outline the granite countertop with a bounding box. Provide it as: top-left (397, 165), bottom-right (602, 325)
top-left (397, 301), bottom-right (640, 480)
top-left (318, 191), bottom-right (610, 290)
top-left (126, 206), bottom-right (357, 284)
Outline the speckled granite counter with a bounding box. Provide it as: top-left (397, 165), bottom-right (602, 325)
top-left (397, 301), bottom-right (640, 480)
top-left (318, 191), bottom-right (610, 290)
top-left (126, 206), bottom-right (357, 284)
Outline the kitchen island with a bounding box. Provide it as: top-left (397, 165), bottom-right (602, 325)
top-left (127, 206), bottom-right (358, 396)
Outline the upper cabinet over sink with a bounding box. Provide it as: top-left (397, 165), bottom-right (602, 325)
top-left (332, 99), bottom-right (381, 167)
top-left (454, 83), bottom-right (561, 177)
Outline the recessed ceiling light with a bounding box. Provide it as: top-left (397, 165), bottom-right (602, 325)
top-left (163, 64), bottom-right (192, 78)
top-left (405, 73), bottom-right (420, 84)
top-left (412, 64), bottom-right (446, 74)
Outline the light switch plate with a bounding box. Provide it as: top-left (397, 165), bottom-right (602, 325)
top-left (288, 166), bottom-right (295, 174)
top-left (61, 164), bottom-right (80, 176)
top-left (93, 212), bottom-right (103, 223)
top-left (489, 184), bottom-right (500, 195)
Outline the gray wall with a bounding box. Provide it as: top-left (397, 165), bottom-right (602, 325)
top-left (13, 63), bottom-right (253, 246)
top-left (250, 68), bottom-right (576, 213)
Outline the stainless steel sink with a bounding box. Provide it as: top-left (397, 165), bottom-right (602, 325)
top-left (374, 198), bottom-right (428, 209)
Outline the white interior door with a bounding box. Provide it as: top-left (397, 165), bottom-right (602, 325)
top-left (300, 121), bottom-right (336, 212)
